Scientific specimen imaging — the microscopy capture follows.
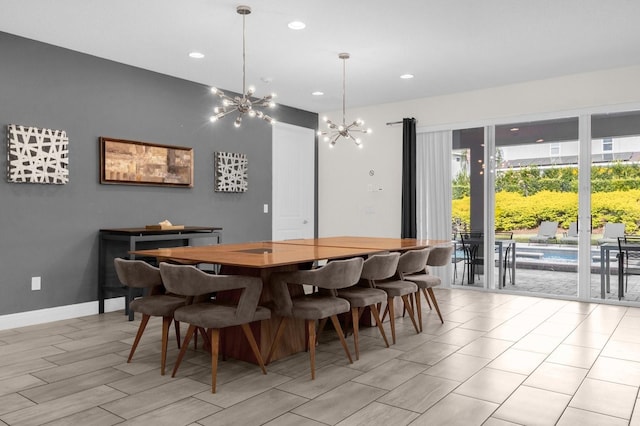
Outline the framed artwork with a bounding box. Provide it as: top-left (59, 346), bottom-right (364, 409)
top-left (99, 137), bottom-right (193, 187)
top-left (7, 124), bottom-right (69, 184)
top-left (215, 151), bottom-right (248, 192)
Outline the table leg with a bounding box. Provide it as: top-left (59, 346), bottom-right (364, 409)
top-left (498, 243), bottom-right (504, 288)
top-left (600, 245), bottom-right (605, 299)
top-left (619, 252), bottom-right (624, 300)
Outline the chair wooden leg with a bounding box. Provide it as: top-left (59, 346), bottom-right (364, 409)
top-left (174, 320), bottom-right (181, 349)
top-left (193, 327), bottom-right (198, 350)
top-left (317, 317), bottom-right (329, 344)
top-left (330, 315), bottom-right (353, 365)
top-left (210, 328), bottom-right (220, 393)
top-left (307, 319), bottom-right (316, 380)
top-left (421, 288), bottom-right (432, 309)
top-left (128, 313), bottom-right (150, 363)
top-left (401, 295), bottom-right (420, 334)
top-left (370, 303), bottom-right (389, 348)
top-left (388, 297), bottom-right (396, 344)
top-left (172, 324), bottom-right (196, 378)
top-left (414, 291), bottom-right (423, 332)
top-left (266, 317), bottom-right (287, 365)
top-left (199, 327), bottom-right (211, 352)
top-left (161, 316), bottom-right (172, 375)
top-left (241, 323), bottom-right (267, 374)
top-left (351, 307), bottom-right (360, 360)
top-left (427, 288), bottom-right (444, 324)
top-left (381, 303), bottom-right (388, 323)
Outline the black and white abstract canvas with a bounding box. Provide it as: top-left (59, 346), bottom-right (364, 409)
top-left (215, 151), bottom-right (248, 192)
top-left (7, 124), bottom-right (69, 184)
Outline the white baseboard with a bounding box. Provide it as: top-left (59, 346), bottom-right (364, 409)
top-left (0, 297), bottom-right (126, 331)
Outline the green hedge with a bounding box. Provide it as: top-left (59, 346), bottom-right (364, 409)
top-left (452, 163), bottom-right (640, 233)
top-left (452, 189), bottom-right (640, 233)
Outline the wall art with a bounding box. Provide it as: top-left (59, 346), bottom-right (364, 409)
top-left (215, 151), bottom-right (248, 192)
top-left (100, 137), bottom-right (193, 187)
top-left (7, 124), bottom-right (69, 184)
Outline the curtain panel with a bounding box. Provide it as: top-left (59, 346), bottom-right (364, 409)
top-left (401, 118), bottom-right (417, 238)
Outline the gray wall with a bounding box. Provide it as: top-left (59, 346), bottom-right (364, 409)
top-left (0, 32), bottom-right (317, 316)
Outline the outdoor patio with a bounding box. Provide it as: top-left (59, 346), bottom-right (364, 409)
top-left (452, 244), bottom-right (640, 303)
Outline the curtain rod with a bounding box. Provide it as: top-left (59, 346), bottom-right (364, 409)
top-left (386, 119), bottom-right (417, 126)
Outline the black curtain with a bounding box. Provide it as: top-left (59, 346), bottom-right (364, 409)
top-left (401, 117), bottom-right (417, 238)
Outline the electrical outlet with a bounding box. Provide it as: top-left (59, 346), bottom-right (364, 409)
top-left (263, 204), bottom-right (269, 213)
top-left (31, 276), bottom-right (41, 291)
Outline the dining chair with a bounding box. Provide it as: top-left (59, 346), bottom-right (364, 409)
top-left (617, 235), bottom-right (640, 293)
top-left (113, 258), bottom-right (186, 375)
top-left (402, 245), bottom-right (453, 327)
top-left (336, 264), bottom-right (390, 360)
top-left (395, 248), bottom-right (431, 332)
top-left (459, 232), bottom-right (483, 284)
top-left (495, 231), bottom-right (514, 287)
top-left (159, 263), bottom-right (270, 393)
top-left (266, 257), bottom-right (364, 379)
top-left (367, 252), bottom-right (420, 344)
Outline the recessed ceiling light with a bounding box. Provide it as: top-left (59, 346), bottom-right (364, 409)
top-left (312, 91), bottom-right (324, 96)
top-left (288, 20), bottom-right (306, 30)
top-left (400, 74), bottom-right (414, 79)
top-left (189, 52), bottom-right (205, 59)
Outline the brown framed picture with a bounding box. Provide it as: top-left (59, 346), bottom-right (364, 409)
top-left (99, 137), bottom-right (193, 187)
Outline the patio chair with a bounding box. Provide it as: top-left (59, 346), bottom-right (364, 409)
top-left (559, 222), bottom-right (578, 245)
top-left (598, 222), bottom-right (625, 245)
top-left (617, 235), bottom-right (640, 293)
top-left (459, 232), bottom-right (483, 284)
top-left (495, 231), bottom-right (514, 287)
top-left (529, 221), bottom-right (558, 244)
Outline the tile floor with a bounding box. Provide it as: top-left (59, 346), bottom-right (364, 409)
top-left (2, 288), bottom-right (640, 425)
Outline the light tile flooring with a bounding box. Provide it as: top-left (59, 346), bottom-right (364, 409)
top-left (2, 289), bottom-right (640, 425)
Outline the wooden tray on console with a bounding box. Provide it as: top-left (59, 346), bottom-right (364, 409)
top-left (144, 224), bottom-right (185, 230)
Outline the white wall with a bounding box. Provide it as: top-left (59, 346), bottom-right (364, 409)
top-left (318, 65), bottom-right (640, 237)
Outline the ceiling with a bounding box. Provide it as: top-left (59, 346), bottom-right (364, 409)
top-left (2, 0), bottom-right (640, 114)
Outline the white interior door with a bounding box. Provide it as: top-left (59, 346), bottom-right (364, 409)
top-left (272, 122), bottom-right (315, 240)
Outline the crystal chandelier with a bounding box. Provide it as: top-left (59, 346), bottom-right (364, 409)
top-left (209, 5), bottom-right (275, 128)
top-left (319, 53), bottom-right (371, 147)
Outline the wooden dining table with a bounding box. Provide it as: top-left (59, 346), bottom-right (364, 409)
top-left (130, 237), bottom-right (447, 363)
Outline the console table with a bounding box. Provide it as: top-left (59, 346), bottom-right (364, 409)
top-left (98, 226), bottom-right (222, 319)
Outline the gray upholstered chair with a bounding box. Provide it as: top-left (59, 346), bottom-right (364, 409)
top-left (113, 258), bottom-right (186, 375)
top-left (337, 270), bottom-right (390, 360)
top-left (159, 263), bottom-right (270, 393)
top-left (395, 248), bottom-right (431, 332)
top-left (402, 245), bottom-right (454, 326)
top-left (266, 257), bottom-right (364, 379)
top-left (365, 252), bottom-right (420, 344)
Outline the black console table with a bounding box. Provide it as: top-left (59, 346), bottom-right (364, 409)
top-left (98, 226), bottom-right (222, 319)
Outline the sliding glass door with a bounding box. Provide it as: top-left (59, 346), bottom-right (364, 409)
top-left (493, 118), bottom-right (580, 297)
top-left (590, 110), bottom-right (640, 301)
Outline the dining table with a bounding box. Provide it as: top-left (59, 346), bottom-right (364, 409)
top-left (130, 236), bottom-right (448, 363)
top-left (600, 239), bottom-right (640, 300)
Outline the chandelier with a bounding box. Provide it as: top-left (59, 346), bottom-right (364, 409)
top-left (209, 5), bottom-right (275, 128)
top-left (319, 53), bottom-right (371, 147)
